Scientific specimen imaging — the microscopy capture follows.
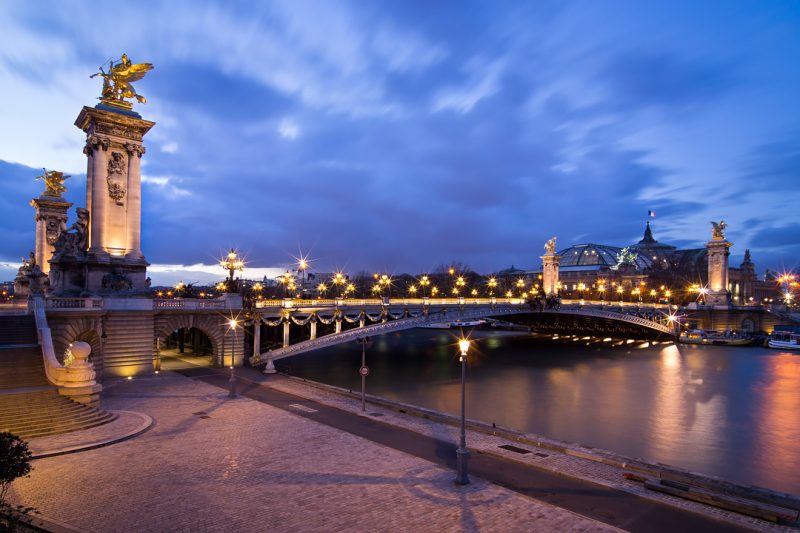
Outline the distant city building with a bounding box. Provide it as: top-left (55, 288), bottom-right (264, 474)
top-left (535, 222), bottom-right (776, 305)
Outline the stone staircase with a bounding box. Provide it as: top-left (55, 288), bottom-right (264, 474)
top-left (0, 314), bottom-right (116, 439)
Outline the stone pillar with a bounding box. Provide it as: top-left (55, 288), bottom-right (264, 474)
top-left (86, 135), bottom-right (110, 254)
top-left (359, 318), bottom-right (366, 328)
top-left (309, 320), bottom-right (317, 340)
top-left (706, 238), bottom-right (732, 306)
top-left (31, 196), bottom-right (72, 274)
top-left (541, 246), bottom-right (560, 297)
top-left (72, 105), bottom-right (154, 294)
top-left (124, 143), bottom-right (145, 258)
top-left (335, 319), bottom-right (342, 334)
top-left (282, 320), bottom-right (290, 348)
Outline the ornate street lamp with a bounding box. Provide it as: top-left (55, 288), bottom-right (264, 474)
top-left (298, 258), bottom-right (309, 298)
top-left (419, 275), bottom-right (431, 297)
top-left (220, 249), bottom-right (245, 292)
top-left (455, 338), bottom-right (471, 485)
top-left (487, 277), bottom-right (497, 297)
top-left (332, 272), bottom-right (346, 298)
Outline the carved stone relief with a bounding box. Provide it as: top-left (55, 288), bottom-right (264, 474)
top-left (106, 151), bottom-right (127, 205)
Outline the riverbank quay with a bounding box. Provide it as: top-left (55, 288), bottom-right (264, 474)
top-left (8, 369), bottom-right (622, 533)
top-left (7, 358), bottom-right (797, 532)
top-left (213, 364), bottom-right (799, 532)
top-left (263, 374), bottom-right (800, 527)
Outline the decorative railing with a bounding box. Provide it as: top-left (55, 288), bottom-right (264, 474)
top-left (153, 298), bottom-right (226, 310)
top-left (46, 297), bottom-right (104, 309)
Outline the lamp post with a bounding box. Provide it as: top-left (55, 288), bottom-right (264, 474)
top-left (298, 258), bottom-right (308, 298)
top-left (455, 338), bottom-right (471, 485)
top-left (228, 318), bottom-right (238, 398)
top-left (487, 277), bottom-right (497, 297)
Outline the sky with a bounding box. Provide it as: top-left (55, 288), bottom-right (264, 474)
top-left (1, 1), bottom-right (798, 284)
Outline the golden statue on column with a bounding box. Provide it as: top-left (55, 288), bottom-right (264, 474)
top-left (35, 169), bottom-right (70, 198)
top-left (91, 54), bottom-right (154, 110)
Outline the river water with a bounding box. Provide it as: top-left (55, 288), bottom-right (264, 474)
top-left (279, 329), bottom-right (800, 495)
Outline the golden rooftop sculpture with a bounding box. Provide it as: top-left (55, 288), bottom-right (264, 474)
top-left (91, 53), bottom-right (153, 110)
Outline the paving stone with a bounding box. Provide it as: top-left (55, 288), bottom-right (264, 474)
top-left (10, 372), bottom-right (621, 533)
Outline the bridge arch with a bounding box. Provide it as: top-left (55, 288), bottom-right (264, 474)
top-left (254, 304), bottom-right (676, 364)
top-left (154, 314), bottom-right (227, 366)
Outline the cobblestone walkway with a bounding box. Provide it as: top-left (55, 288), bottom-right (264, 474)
top-left (10, 372), bottom-right (619, 533)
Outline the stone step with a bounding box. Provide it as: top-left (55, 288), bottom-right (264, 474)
top-left (0, 399), bottom-right (89, 416)
top-left (5, 413), bottom-right (118, 440)
top-left (0, 315), bottom-right (38, 345)
top-left (0, 344), bottom-right (50, 389)
top-left (0, 408), bottom-right (107, 430)
top-left (0, 389), bottom-right (116, 439)
top-left (0, 408), bottom-right (114, 432)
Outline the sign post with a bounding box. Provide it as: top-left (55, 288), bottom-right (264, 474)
top-left (358, 337), bottom-right (370, 412)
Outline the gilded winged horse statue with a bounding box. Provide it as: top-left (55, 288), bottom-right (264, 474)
top-left (36, 168), bottom-right (70, 197)
top-left (91, 54), bottom-right (153, 109)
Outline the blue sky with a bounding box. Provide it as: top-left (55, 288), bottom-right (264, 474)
top-left (1, 1), bottom-right (798, 283)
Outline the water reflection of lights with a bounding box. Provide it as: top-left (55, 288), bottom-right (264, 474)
top-left (752, 354), bottom-right (800, 492)
top-left (661, 345), bottom-right (681, 369)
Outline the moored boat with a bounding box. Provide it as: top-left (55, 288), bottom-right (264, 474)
top-left (768, 329), bottom-right (800, 350)
top-left (680, 329), bottom-right (753, 346)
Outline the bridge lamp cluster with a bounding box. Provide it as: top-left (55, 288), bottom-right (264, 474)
top-left (487, 277), bottom-right (497, 296)
top-left (220, 249), bottom-right (245, 276)
top-left (330, 272), bottom-right (348, 297)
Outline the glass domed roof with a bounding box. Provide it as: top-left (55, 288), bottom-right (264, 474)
top-left (558, 243), bottom-right (654, 270)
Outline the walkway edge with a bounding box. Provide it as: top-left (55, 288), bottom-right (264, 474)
top-left (280, 374), bottom-right (800, 513)
top-left (31, 410), bottom-right (154, 459)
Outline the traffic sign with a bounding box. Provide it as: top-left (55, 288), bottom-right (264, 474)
top-left (359, 365), bottom-right (370, 377)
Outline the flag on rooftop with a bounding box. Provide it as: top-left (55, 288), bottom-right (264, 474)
top-left (648, 210), bottom-right (656, 218)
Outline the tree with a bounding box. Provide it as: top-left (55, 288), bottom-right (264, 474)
top-left (0, 432), bottom-right (33, 531)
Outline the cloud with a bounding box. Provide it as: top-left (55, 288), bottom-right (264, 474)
top-left (278, 118), bottom-right (300, 140)
top-left (161, 142), bottom-right (178, 154)
top-left (432, 56), bottom-right (506, 114)
top-left (147, 263), bottom-right (285, 286)
top-left (141, 174), bottom-right (191, 197)
top-left (0, 1), bottom-right (798, 276)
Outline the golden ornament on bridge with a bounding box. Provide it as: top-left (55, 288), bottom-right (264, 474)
top-left (36, 168), bottom-right (69, 197)
top-left (91, 53), bottom-right (154, 110)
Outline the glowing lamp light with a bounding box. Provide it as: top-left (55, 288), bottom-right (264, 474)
top-left (458, 338), bottom-right (470, 357)
top-left (229, 319), bottom-right (238, 329)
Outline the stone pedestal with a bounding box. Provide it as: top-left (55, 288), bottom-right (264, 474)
top-left (58, 341), bottom-right (102, 406)
top-left (706, 238), bottom-right (732, 306)
top-left (31, 196), bottom-right (72, 274)
top-left (541, 253), bottom-right (560, 297)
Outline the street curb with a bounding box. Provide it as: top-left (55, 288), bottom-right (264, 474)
top-left (31, 410), bottom-right (154, 459)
